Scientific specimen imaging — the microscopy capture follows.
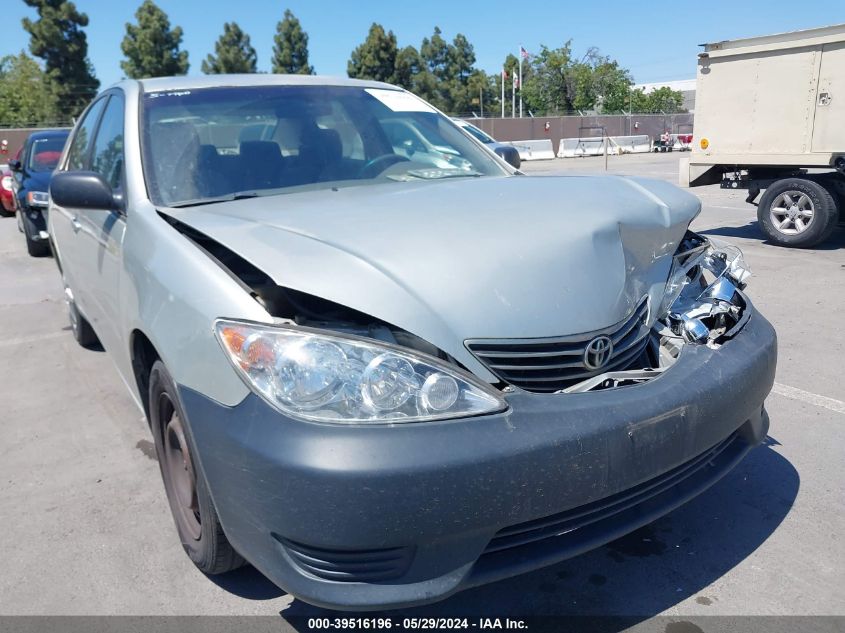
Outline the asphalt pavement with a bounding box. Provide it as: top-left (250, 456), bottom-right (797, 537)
top-left (0, 151), bottom-right (842, 623)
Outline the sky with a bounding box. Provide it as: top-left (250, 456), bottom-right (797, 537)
top-left (3, 0), bottom-right (844, 89)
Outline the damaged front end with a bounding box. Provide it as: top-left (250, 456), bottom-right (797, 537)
top-left (565, 231), bottom-right (753, 393)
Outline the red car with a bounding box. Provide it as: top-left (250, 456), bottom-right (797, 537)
top-left (1, 164), bottom-right (14, 215)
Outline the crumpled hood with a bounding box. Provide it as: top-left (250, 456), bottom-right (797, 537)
top-left (167, 175), bottom-right (699, 374)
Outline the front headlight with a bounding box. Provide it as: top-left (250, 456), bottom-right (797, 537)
top-left (215, 320), bottom-right (507, 424)
top-left (26, 191), bottom-right (49, 207)
top-left (659, 232), bottom-right (752, 344)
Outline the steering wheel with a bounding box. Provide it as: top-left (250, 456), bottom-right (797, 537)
top-left (357, 153), bottom-right (410, 179)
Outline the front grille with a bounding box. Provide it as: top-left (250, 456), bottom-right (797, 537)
top-left (483, 431), bottom-right (740, 556)
top-left (466, 299), bottom-right (650, 392)
top-left (275, 536), bottom-right (414, 583)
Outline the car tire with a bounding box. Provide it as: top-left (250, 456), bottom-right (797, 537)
top-left (23, 221), bottom-right (49, 257)
top-left (757, 178), bottom-right (839, 248)
top-left (148, 360), bottom-right (245, 575)
top-left (66, 289), bottom-right (100, 348)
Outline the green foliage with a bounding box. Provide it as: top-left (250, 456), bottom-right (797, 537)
top-left (21, 0), bottom-right (99, 120)
top-left (0, 52), bottom-right (60, 126)
top-left (346, 24), bottom-right (487, 114)
top-left (633, 86), bottom-right (685, 113)
top-left (202, 22), bottom-right (257, 74)
top-left (392, 45), bottom-right (423, 91)
top-left (347, 23), bottom-right (398, 83)
top-left (120, 0), bottom-right (189, 79)
top-left (517, 43), bottom-right (684, 115)
top-left (272, 9), bottom-right (313, 74)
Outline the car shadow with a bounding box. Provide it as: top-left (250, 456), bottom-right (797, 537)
top-left (269, 436), bottom-right (798, 628)
top-left (700, 223), bottom-right (845, 250)
top-left (205, 564), bottom-right (288, 601)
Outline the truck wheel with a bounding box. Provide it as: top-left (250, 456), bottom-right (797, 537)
top-left (148, 360), bottom-right (245, 575)
top-left (757, 178), bottom-right (839, 247)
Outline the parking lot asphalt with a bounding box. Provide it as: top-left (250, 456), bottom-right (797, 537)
top-left (0, 151), bottom-right (843, 622)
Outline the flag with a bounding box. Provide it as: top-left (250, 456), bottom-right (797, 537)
top-left (520, 46), bottom-right (529, 59)
top-left (502, 68), bottom-right (508, 79)
top-left (513, 73), bottom-right (519, 89)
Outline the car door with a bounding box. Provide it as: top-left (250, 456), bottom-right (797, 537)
top-left (73, 91), bottom-right (128, 356)
top-left (51, 96), bottom-right (108, 314)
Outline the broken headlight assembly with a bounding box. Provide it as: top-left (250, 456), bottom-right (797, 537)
top-left (215, 320), bottom-right (507, 424)
top-left (658, 231), bottom-right (752, 349)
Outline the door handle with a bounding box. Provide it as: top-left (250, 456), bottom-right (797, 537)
top-left (71, 216), bottom-right (82, 233)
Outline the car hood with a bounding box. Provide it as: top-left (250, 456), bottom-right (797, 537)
top-left (167, 175), bottom-right (699, 376)
top-left (24, 170), bottom-right (52, 192)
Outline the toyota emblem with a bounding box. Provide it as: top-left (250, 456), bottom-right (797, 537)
top-left (584, 335), bottom-right (613, 370)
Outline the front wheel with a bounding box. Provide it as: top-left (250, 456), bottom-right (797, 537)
top-left (65, 287), bottom-right (99, 348)
top-left (148, 360), bottom-right (244, 574)
top-left (23, 221), bottom-right (49, 257)
top-left (757, 178), bottom-right (839, 248)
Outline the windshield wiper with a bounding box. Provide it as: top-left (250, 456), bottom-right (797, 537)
top-left (167, 191), bottom-right (262, 208)
top-left (402, 169), bottom-right (483, 180)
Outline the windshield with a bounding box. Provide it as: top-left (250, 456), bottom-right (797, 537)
top-left (28, 136), bottom-right (67, 172)
top-left (141, 85), bottom-right (507, 207)
top-left (460, 123), bottom-right (495, 144)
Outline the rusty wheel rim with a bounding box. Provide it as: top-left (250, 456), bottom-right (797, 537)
top-left (160, 394), bottom-right (202, 541)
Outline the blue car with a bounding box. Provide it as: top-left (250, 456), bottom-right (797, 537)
top-left (11, 129), bottom-right (70, 256)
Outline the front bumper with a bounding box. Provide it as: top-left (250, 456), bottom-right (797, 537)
top-left (20, 205), bottom-right (48, 238)
top-left (179, 301), bottom-right (776, 610)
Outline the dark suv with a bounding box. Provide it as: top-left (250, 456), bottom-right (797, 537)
top-left (11, 129), bottom-right (70, 256)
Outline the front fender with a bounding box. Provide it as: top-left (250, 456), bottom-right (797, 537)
top-left (118, 201), bottom-right (272, 407)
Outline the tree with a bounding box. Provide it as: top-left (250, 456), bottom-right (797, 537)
top-left (21, 0), bottom-right (99, 119)
top-left (643, 86), bottom-right (685, 113)
top-left (393, 45), bottom-right (422, 91)
top-left (520, 45), bottom-right (572, 114)
top-left (0, 52), bottom-right (59, 126)
top-left (347, 23), bottom-right (398, 83)
top-left (518, 43), bottom-right (637, 115)
top-left (120, 0), bottom-right (189, 79)
top-left (202, 22), bottom-right (257, 74)
top-left (272, 9), bottom-right (313, 74)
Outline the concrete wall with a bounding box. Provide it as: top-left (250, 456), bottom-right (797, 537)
top-left (464, 114), bottom-right (694, 155)
top-left (2, 117), bottom-right (695, 165)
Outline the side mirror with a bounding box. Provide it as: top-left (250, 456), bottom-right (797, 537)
top-left (8, 159), bottom-right (21, 172)
top-left (51, 171), bottom-right (122, 211)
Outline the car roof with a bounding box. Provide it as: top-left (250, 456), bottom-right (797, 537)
top-left (118, 74), bottom-right (401, 94)
top-left (27, 129), bottom-right (70, 140)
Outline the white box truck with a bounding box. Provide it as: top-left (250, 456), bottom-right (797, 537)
top-left (682, 23), bottom-right (845, 247)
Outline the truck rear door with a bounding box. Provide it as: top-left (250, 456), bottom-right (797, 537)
top-left (811, 42), bottom-right (845, 154)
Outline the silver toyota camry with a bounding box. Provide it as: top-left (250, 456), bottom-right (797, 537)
top-left (47, 75), bottom-right (777, 610)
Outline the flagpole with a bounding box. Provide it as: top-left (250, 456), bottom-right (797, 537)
top-left (501, 69), bottom-right (505, 118)
top-left (511, 72), bottom-right (515, 118)
top-left (518, 47), bottom-right (523, 118)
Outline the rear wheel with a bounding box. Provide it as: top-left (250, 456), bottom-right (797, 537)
top-left (149, 360), bottom-right (244, 574)
top-left (757, 178), bottom-right (839, 248)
